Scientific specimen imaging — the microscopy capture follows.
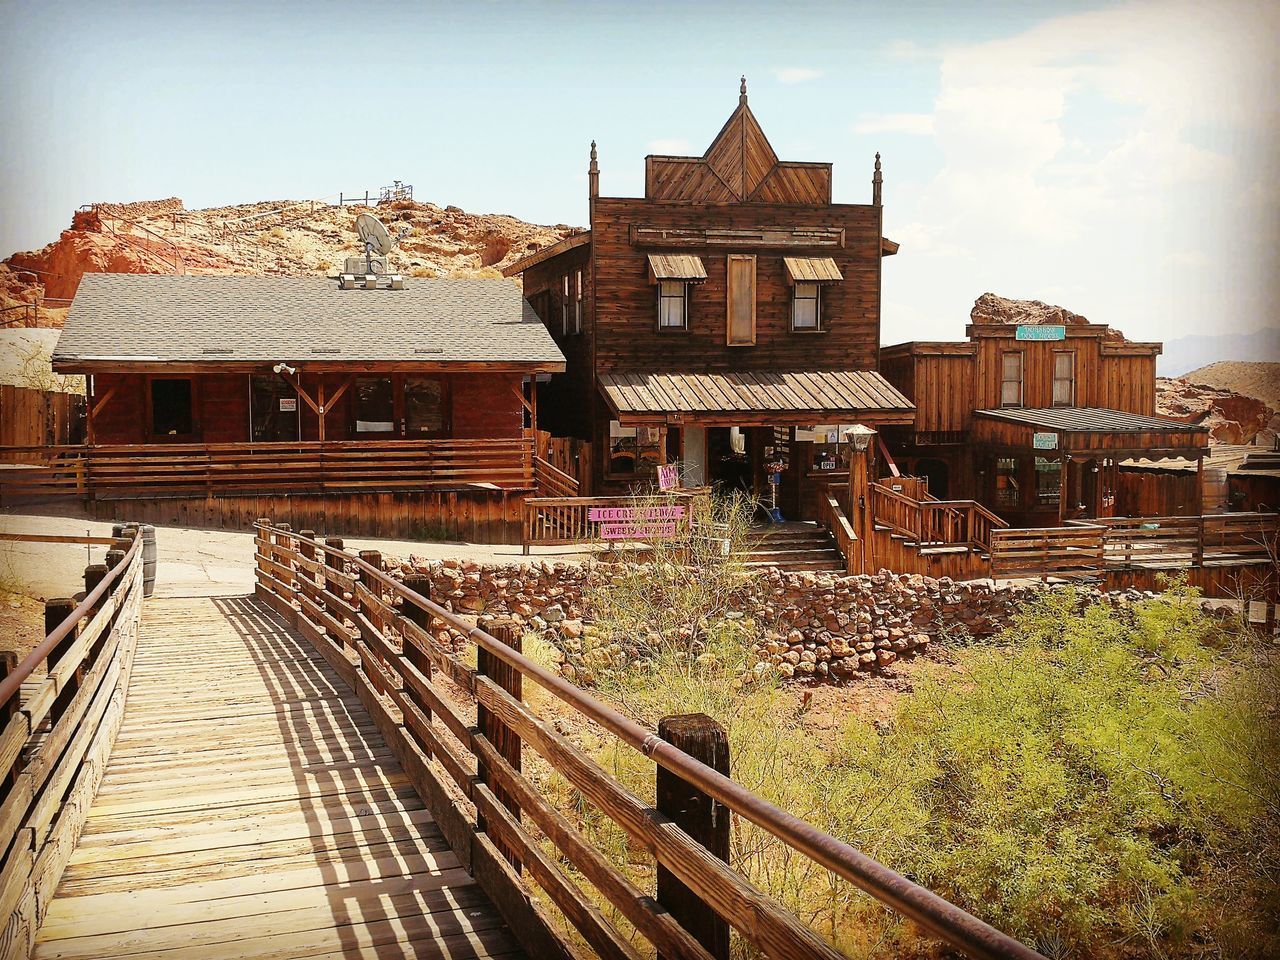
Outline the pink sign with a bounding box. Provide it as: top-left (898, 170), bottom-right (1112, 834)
top-left (657, 463), bottom-right (680, 491)
top-left (588, 506), bottom-right (686, 522)
top-left (600, 522), bottom-right (678, 540)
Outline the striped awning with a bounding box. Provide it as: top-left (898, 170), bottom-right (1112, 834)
top-left (783, 256), bottom-right (843, 283)
top-left (598, 370), bottom-right (914, 424)
top-left (647, 254), bottom-right (707, 283)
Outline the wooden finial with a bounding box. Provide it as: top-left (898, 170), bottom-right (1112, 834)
top-left (739, 75), bottom-right (748, 104)
top-left (872, 152), bottom-right (883, 206)
top-left (588, 140), bottom-right (600, 199)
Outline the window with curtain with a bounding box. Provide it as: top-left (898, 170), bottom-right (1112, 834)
top-left (1000, 352), bottom-right (1024, 407)
top-left (1035, 457), bottom-right (1062, 506)
top-left (792, 282), bottom-right (821, 330)
top-left (1052, 351), bottom-right (1075, 406)
top-left (658, 281), bottom-right (687, 330)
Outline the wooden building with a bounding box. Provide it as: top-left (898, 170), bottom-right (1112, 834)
top-left (880, 320), bottom-right (1211, 526)
top-left (36, 272), bottom-right (567, 541)
top-left (504, 78), bottom-right (913, 520)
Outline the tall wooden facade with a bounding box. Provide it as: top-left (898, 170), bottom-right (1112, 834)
top-left (506, 79), bottom-right (913, 519)
top-left (880, 322), bottom-right (1210, 526)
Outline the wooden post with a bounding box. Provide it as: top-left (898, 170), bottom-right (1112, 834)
top-left (298, 530), bottom-right (316, 562)
top-left (46, 598), bottom-right (79, 722)
top-left (1058, 455), bottom-right (1069, 524)
top-left (848, 444), bottom-right (873, 574)
top-left (400, 573), bottom-right (434, 757)
top-left (324, 537), bottom-right (345, 602)
top-left (83, 562), bottom-right (109, 658)
top-left (655, 713), bottom-right (731, 960)
top-left (477, 619), bottom-right (522, 871)
top-left (2, 650), bottom-right (19, 790)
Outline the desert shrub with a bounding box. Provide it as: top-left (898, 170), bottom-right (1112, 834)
top-left (553, 580), bottom-right (1278, 959)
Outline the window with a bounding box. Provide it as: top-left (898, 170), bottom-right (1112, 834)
top-left (658, 281), bottom-right (688, 330)
top-left (1052, 351), bottom-right (1075, 406)
top-left (1035, 457), bottom-right (1062, 506)
top-left (354, 377), bottom-right (395, 434)
top-left (249, 374), bottom-right (299, 442)
top-left (560, 275), bottom-right (571, 336)
top-left (150, 378), bottom-right (194, 437)
top-left (994, 457), bottom-right (1019, 508)
top-left (792, 282), bottom-right (821, 331)
top-left (1000, 351), bottom-right (1023, 407)
top-left (607, 420), bottom-right (662, 477)
top-left (405, 377), bottom-right (448, 437)
top-left (726, 254), bottom-right (756, 345)
top-left (572, 270), bottom-right (583, 334)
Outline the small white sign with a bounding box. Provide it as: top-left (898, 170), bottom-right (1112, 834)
top-left (279, 398), bottom-right (297, 412)
top-left (1032, 431), bottom-right (1058, 449)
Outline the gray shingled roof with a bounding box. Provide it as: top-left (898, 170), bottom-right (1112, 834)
top-left (52, 273), bottom-right (566, 367)
top-left (974, 406), bottom-right (1208, 434)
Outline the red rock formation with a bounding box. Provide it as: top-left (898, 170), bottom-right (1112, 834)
top-left (1156, 376), bottom-right (1274, 444)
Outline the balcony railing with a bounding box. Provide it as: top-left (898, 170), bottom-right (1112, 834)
top-left (0, 438), bottom-right (535, 499)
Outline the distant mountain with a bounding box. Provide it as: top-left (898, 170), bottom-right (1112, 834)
top-left (1157, 328), bottom-right (1280, 377)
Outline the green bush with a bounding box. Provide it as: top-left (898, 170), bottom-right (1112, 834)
top-left (562, 583), bottom-right (1279, 959)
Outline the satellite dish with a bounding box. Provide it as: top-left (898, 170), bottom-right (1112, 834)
top-left (356, 213), bottom-right (396, 256)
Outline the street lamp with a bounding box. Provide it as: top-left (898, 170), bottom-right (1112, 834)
top-left (844, 423), bottom-right (877, 453)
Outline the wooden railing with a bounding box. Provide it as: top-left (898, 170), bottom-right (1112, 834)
top-left (818, 489), bottom-right (859, 576)
top-left (0, 438), bottom-right (535, 499)
top-left (992, 513), bottom-right (1280, 581)
top-left (0, 531), bottom-right (146, 957)
top-left (253, 522), bottom-right (1042, 960)
top-left (522, 494), bottom-right (694, 553)
top-left (870, 483), bottom-right (1008, 552)
top-left (533, 456), bottom-right (579, 498)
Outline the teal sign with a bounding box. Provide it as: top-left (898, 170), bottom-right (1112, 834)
top-left (1016, 324), bottom-right (1066, 341)
top-left (1032, 431), bottom-right (1058, 450)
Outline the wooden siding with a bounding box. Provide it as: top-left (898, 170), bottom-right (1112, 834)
top-left (591, 198), bottom-right (883, 374)
top-left (0, 386), bottom-right (83, 452)
top-left (520, 243), bottom-right (594, 440)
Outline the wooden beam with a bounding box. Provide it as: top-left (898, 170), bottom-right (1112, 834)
top-left (278, 371), bottom-right (321, 417)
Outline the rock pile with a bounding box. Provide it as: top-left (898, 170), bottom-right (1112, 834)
top-left (1156, 376), bottom-right (1274, 445)
top-left (388, 556), bottom-right (1165, 686)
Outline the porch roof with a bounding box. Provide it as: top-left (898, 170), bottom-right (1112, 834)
top-left (973, 406), bottom-right (1210, 458)
top-left (52, 273), bottom-right (567, 373)
top-left (598, 370), bottom-right (914, 426)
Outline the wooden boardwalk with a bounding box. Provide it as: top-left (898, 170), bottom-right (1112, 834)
top-left (32, 596), bottom-right (524, 960)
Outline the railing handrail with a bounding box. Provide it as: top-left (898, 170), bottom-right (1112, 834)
top-left (256, 521), bottom-right (1042, 960)
top-left (0, 530), bottom-right (141, 706)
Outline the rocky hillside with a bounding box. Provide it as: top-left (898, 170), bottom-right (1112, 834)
top-left (1158, 361), bottom-right (1280, 446)
top-left (1, 196), bottom-right (578, 327)
top-left (969, 291), bottom-right (1127, 341)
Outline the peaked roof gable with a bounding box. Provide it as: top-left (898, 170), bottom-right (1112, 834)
top-left (644, 83), bottom-right (830, 204)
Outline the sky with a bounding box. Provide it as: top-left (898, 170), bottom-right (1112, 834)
top-left (1, 0), bottom-right (1277, 349)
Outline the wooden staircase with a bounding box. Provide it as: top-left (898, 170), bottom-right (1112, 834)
top-left (739, 523), bottom-right (846, 573)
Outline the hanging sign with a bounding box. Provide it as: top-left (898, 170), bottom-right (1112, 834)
top-left (657, 462), bottom-right (680, 491)
top-left (1032, 431), bottom-right (1058, 449)
top-left (1016, 324), bottom-right (1066, 341)
top-left (279, 398), bottom-right (297, 412)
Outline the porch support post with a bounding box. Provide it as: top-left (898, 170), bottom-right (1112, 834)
top-left (1058, 454), bottom-right (1069, 524)
top-left (1196, 453), bottom-right (1205, 515)
top-left (317, 376), bottom-right (326, 442)
top-left (848, 440), bottom-right (873, 574)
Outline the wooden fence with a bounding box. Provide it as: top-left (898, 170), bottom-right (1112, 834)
top-left (869, 483), bottom-right (1007, 552)
top-left (523, 494), bottom-right (696, 552)
top-left (0, 437), bottom-right (534, 499)
top-left (0, 388), bottom-right (83, 458)
top-left (252, 522), bottom-right (1041, 960)
top-left (0, 531), bottom-right (145, 959)
top-left (990, 512), bottom-right (1279, 581)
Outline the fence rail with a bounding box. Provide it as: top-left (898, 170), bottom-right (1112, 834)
top-left (522, 494), bottom-right (694, 552)
top-left (0, 438), bottom-right (535, 499)
top-left (253, 522), bottom-right (1042, 960)
top-left (532, 456), bottom-right (579, 498)
top-left (0, 530), bottom-right (146, 957)
top-left (870, 483), bottom-right (1007, 552)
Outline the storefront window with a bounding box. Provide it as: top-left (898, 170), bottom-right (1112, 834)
top-left (994, 457), bottom-right (1019, 508)
top-left (797, 424), bottom-right (856, 474)
top-left (607, 421), bottom-right (661, 477)
top-left (150, 378), bottom-right (194, 437)
top-left (405, 377), bottom-right (447, 436)
top-left (354, 377), bottom-right (394, 434)
top-left (1035, 457), bottom-right (1062, 506)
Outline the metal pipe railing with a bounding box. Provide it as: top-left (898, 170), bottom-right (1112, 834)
top-left (257, 522), bottom-right (1045, 960)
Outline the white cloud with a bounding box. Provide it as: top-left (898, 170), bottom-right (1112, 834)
top-left (647, 138), bottom-right (691, 155)
top-left (852, 113), bottom-right (935, 136)
top-left (772, 67), bottom-right (822, 84)
top-left (882, 0), bottom-right (1280, 344)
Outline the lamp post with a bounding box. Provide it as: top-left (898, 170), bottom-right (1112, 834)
top-left (844, 424), bottom-right (877, 574)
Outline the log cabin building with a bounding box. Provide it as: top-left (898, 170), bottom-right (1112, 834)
top-left (879, 319), bottom-right (1211, 527)
top-left (41, 272), bottom-right (567, 540)
top-left (504, 78), bottom-right (914, 521)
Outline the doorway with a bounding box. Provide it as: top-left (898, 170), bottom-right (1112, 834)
top-left (914, 458), bottom-right (950, 499)
top-left (706, 427), bottom-right (752, 496)
top-left (250, 375), bottom-right (300, 442)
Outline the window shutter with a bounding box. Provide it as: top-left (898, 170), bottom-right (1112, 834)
top-left (726, 254), bottom-right (756, 345)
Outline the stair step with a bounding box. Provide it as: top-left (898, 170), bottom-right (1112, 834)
top-left (742, 559), bottom-right (844, 572)
top-left (742, 549), bottom-right (843, 563)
